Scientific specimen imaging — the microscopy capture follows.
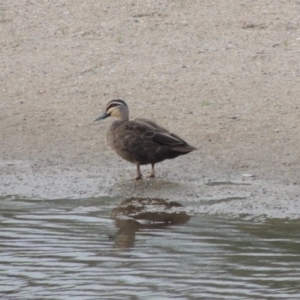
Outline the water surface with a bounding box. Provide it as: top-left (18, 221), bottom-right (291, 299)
top-left (0, 196), bottom-right (300, 299)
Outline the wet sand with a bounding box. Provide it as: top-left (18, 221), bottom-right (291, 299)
top-left (1, 1), bottom-right (300, 217)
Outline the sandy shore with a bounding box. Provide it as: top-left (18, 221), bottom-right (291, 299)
top-left (1, 1), bottom-right (300, 217)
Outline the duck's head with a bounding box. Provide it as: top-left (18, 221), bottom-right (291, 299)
top-left (94, 99), bottom-right (129, 122)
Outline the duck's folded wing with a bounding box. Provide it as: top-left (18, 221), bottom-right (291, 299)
top-left (153, 131), bottom-right (188, 147)
top-left (135, 120), bottom-right (182, 144)
top-left (132, 119), bottom-right (196, 151)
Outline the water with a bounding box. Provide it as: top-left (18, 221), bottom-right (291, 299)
top-left (0, 196), bottom-right (300, 300)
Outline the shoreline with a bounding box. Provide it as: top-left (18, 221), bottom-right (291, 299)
top-left (1, 158), bottom-right (299, 219)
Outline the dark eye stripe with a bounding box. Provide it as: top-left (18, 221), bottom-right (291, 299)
top-left (106, 99), bottom-right (127, 111)
top-left (106, 103), bottom-right (120, 111)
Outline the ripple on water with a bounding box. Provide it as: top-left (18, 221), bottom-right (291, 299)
top-left (0, 196), bottom-right (300, 299)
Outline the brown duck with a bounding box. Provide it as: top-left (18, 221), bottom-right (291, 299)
top-left (94, 99), bottom-right (196, 180)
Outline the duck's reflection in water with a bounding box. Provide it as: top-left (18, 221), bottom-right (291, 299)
top-left (111, 197), bottom-right (190, 249)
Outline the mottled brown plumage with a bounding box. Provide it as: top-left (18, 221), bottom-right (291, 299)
top-left (94, 99), bottom-right (196, 179)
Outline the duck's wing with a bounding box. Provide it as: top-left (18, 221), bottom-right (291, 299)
top-left (153, 131), bottom-right (196, 151)
top-left (134, 118), bottom-right (196, 152)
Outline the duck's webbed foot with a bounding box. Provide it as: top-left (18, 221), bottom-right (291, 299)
top-left (135, 174), bottom-right (143, 180)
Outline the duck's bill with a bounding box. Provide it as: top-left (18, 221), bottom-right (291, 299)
top-left (94, 112), bottom-right (109, 122)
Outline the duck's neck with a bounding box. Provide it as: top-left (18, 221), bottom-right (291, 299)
top-left (118, 108), bottom-right (129, 121)
top-left (118, 114), bottom-right (129, 122)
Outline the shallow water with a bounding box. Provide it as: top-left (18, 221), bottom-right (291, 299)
top-left (0, 196), bottom-right (300, 300)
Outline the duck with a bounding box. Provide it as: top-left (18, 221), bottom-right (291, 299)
top-left (94, 99), bottom-right (196, 180)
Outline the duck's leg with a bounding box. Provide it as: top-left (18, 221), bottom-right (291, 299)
top-left (147, 163), bottom-right (155, 178)
top-left (135, 162), bottom-right (143, 180)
